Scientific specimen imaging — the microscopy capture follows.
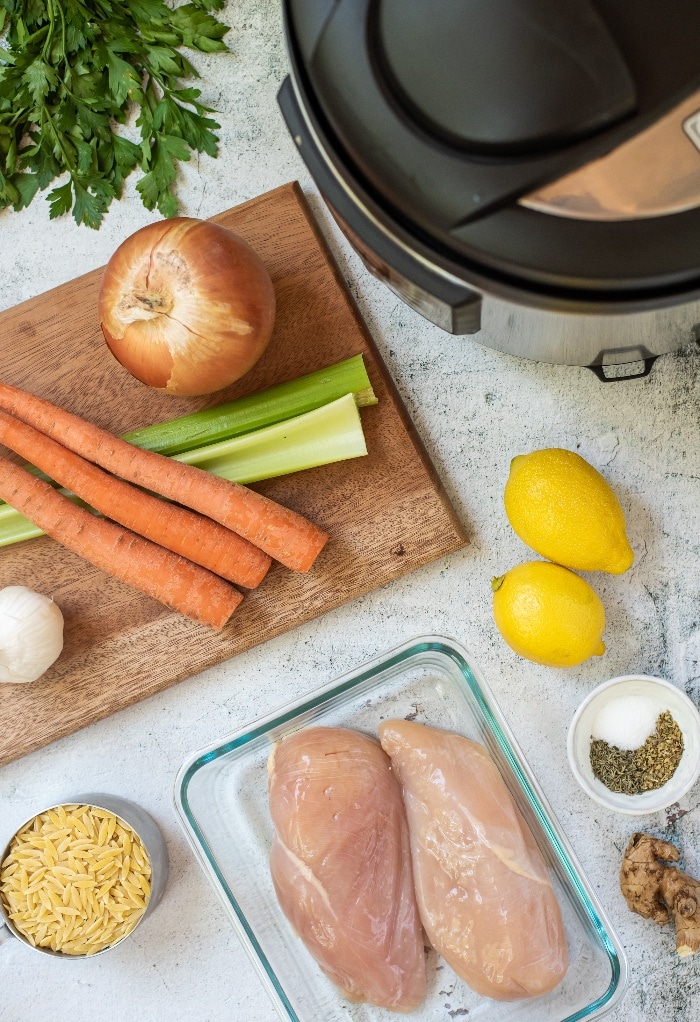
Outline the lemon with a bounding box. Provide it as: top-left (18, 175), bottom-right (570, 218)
top-left (504, 448), bottom-right (633, 574)
top-left (492, 561), bottom-right (606, 668)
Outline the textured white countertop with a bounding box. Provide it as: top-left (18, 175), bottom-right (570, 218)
top-left (1, 3), bottom-right (700, 1019)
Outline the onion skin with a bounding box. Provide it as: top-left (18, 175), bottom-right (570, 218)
top-left (98, 218), bottom-right (276, 397)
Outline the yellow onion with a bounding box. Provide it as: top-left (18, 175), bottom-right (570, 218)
top-left (98, 218), bottom-right (276, 397)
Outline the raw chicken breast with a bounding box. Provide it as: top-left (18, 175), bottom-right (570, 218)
top-left (268, 727), bottom-right (426, 1012)
top-left (379, 720), bottom-right (568, 1001)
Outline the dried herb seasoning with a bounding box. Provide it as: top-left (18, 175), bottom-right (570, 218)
top-left (590, 711), bottom-right (684, 794)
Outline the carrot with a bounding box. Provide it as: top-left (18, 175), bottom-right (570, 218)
top-left (0, 457), bottom-right (242, 630)
top-left (0, 382), bottom-right (329, 572)
top-left (0, 410), bottom-right (271, 588)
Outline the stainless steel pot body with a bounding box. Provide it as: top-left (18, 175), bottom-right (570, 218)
top-left (478, 294), bottom-right (700, 369)
top-left (338, 200), bottom-right (700, 370)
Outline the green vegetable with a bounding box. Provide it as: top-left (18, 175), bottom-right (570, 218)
top-left (0, 394), bottom-right (371, 546)
top-left (0, 0), bottom-right (229, 227)
top-left (176, 393), bottom-right (367, 482)
top-left (124, 354), bottom-right (378, 456)
top-left (1, 354), bottom-right (377, 493)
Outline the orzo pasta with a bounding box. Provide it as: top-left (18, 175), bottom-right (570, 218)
top-left (0, 803), bottom-right (151, 955)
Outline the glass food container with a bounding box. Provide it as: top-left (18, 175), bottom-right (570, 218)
top-left (174, 635), bottom-right (628, 1022)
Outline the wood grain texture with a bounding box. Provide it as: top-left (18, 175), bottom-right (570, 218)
top-left (0, 182), bottom-right (467, 766)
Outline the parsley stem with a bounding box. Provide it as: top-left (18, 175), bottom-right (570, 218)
top-left (41, 102), bottom-right (75, 175)
top-left (56, 0), bottom-right (68, 75)
top-left (42, 0), bottom-right (56, 62)
top-left (21, 25), bottom-right (50, 46)
top-left (145, 79), bottom-right (160, 114)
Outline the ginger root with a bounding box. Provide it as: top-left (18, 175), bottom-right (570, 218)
top-left (620, 832), bottom-right (700, 957)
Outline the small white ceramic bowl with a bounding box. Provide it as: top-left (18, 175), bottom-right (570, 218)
top-left (567, 675), bottom-right (700, 815)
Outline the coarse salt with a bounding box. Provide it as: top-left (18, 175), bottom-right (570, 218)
top-left (591, 695), bottom-right (664, 751)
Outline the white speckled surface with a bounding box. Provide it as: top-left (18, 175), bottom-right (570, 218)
top-left (1, 3), bottom-right (700, 1019)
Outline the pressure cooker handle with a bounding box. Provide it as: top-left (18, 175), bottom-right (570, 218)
top-left (588, 347), bottom-right (658, 382)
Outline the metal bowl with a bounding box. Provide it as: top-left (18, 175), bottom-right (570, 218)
top-left (0, 793), bottom-right (168, 958)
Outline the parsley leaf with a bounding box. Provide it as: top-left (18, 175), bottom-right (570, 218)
top-left (0, 0), bottom-right (230, 228)
top-left (22, 58), bottom-right (57, 103)
top-left (48, 180), bottom-right (72, 219)
top-left (106, 50), bottom-right (144, 108)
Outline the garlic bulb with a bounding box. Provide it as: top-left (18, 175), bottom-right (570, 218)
top-left (0, 586), bottom-right (64, 684)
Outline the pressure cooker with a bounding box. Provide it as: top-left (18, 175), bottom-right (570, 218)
top-left (278, 0), bottom-right (700, 377)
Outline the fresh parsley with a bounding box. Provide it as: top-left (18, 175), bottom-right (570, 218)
top-left (0, 0), bottom-right (229, 228)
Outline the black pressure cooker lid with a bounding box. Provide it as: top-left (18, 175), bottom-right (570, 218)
top-left (287, 0), bottom-right (700, 300)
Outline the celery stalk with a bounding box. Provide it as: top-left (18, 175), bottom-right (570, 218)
top-left (175, 393), bottom-right (366, 484)
top-left (0, 354), bottom-right (377, 507)
top-left (0, 504), bottom-right (44, 545)
top-left (0, 395), bottom-right (368, 548)
top-left (123, 354), bottom-right (377, 456)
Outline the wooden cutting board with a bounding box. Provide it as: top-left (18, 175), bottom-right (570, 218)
top-left (0, 182), bottom-right (467, 767)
